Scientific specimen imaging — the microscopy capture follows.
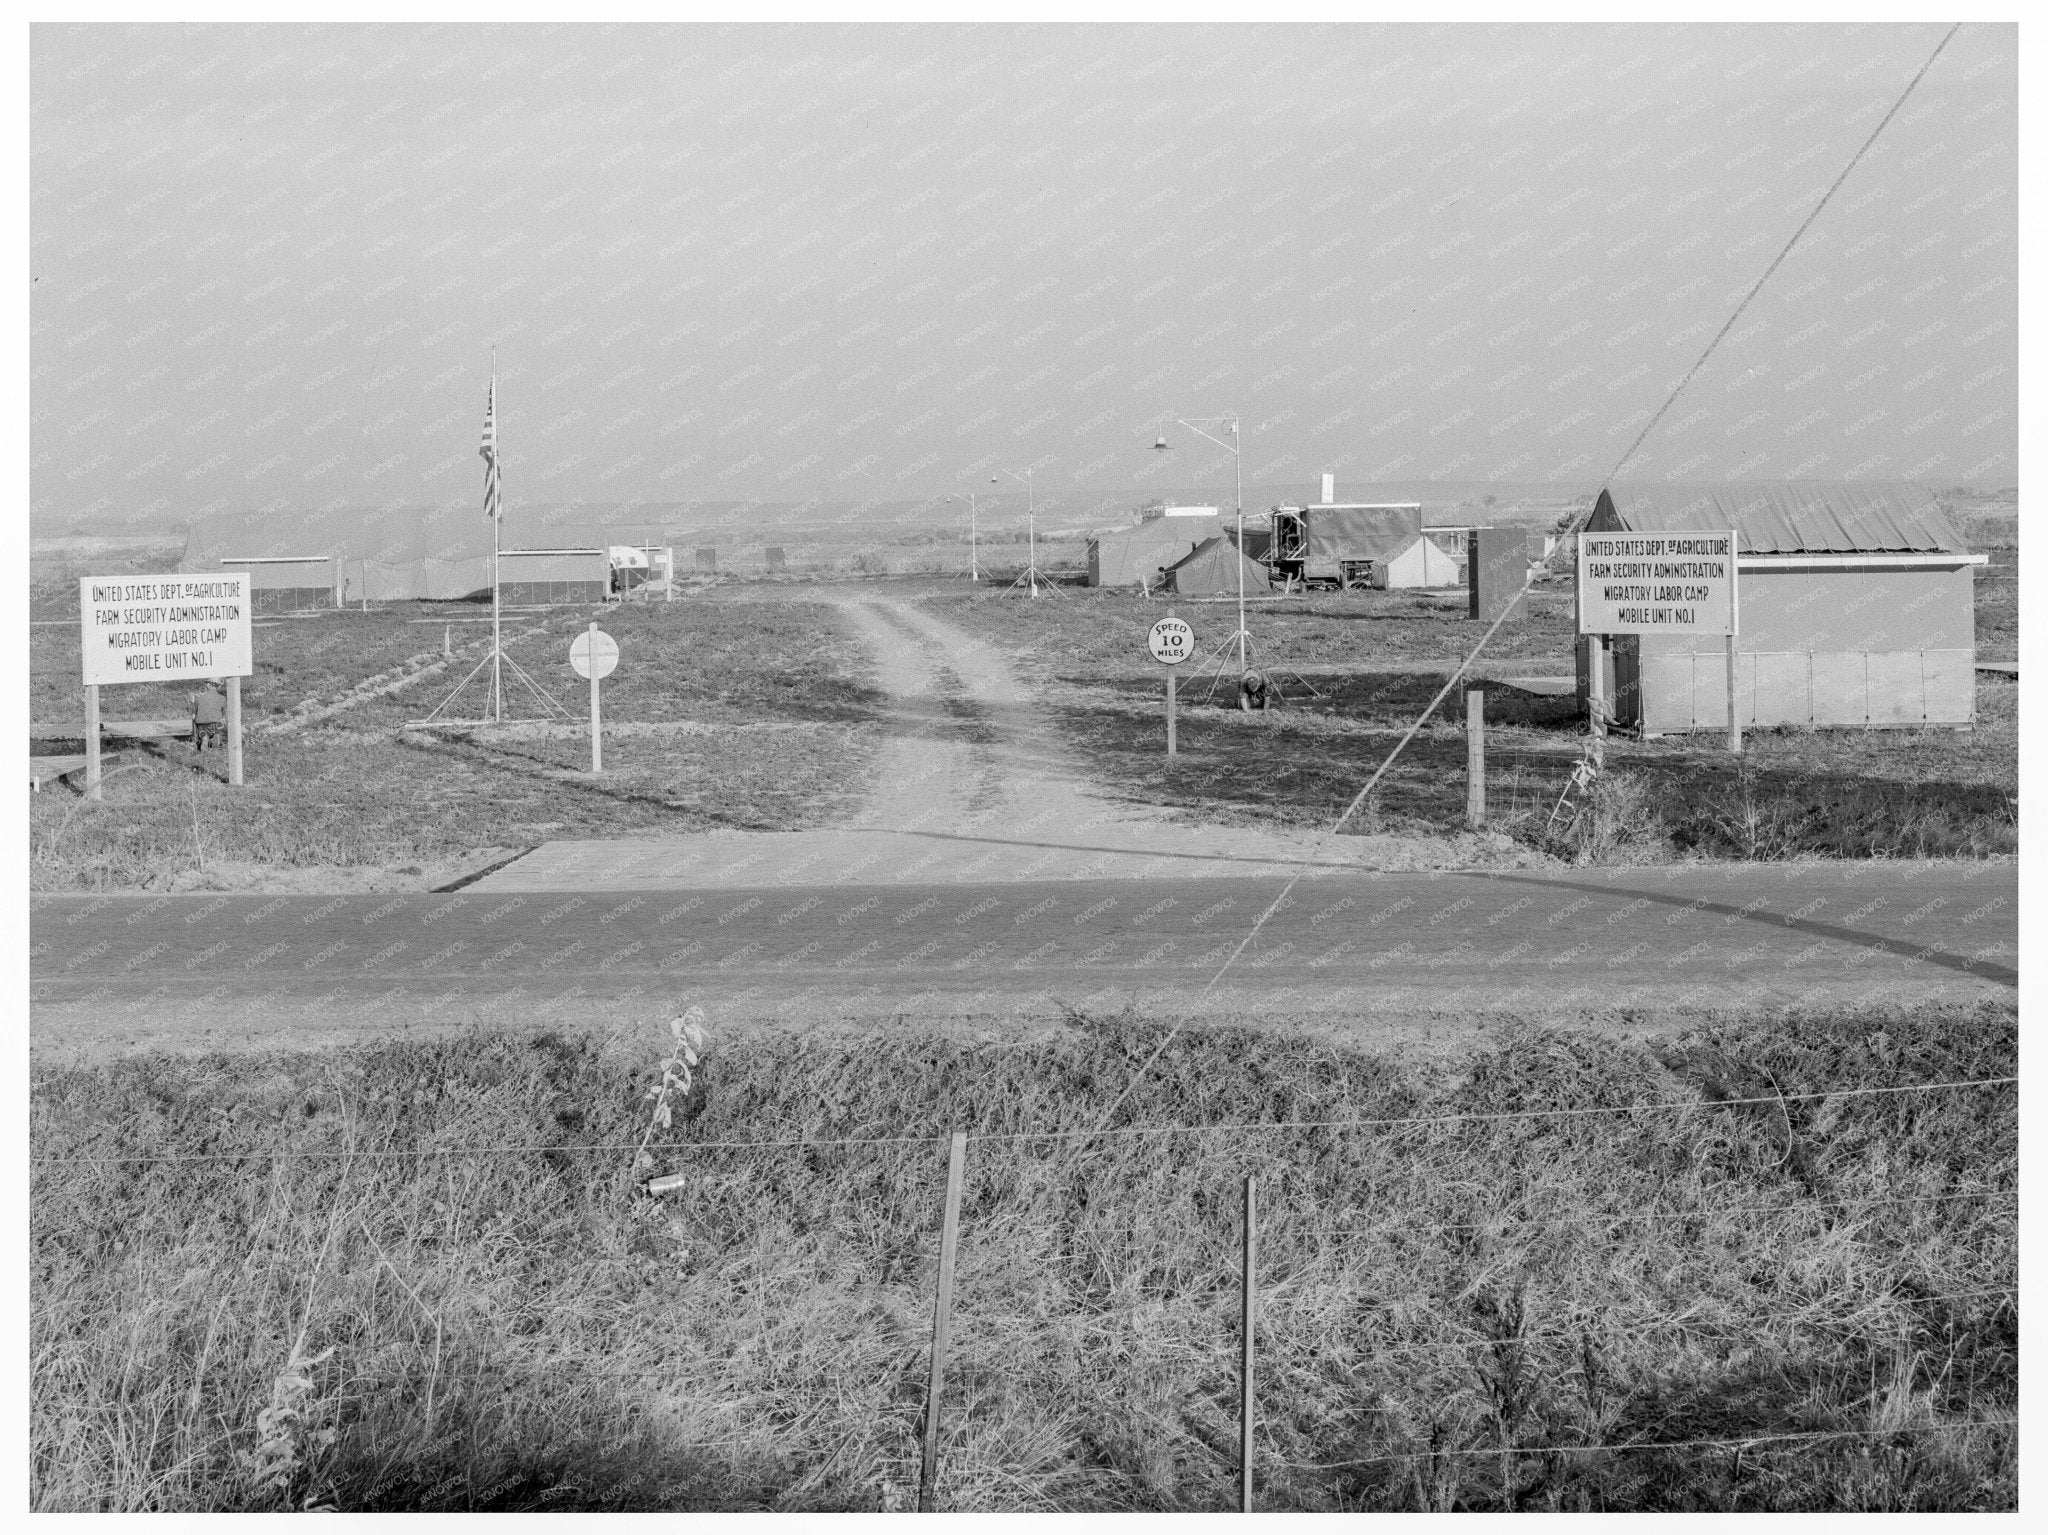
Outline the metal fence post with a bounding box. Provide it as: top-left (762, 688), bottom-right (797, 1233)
top-left (919, 1129), bottom-right (968, 1512)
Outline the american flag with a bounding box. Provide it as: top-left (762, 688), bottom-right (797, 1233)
top-left (480, 377), bottom-right (500, 520)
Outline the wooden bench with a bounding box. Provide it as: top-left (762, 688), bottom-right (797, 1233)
top-left (99, 718), bottom-right (195, 741)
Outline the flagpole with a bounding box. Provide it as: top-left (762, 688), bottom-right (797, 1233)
top-left (490, 348), bottom-right (502, 724)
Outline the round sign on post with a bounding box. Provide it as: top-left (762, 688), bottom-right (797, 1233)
top-left (1148, 617), bottom-right (1194, 665)
top-left (1149, 614), bottom-right (1194, 759)
top-left (569, 625), bottom-right (617, 774)
top-left (569, 629), bottom-right (619, 680)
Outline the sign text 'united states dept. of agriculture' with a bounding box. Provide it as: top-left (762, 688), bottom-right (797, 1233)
top-left (78, 573), bottom-right (253, 687)
top-left (1576, 531), bottom-right (1737, 636)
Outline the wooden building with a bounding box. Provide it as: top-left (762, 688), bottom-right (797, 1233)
top-left (1579, 483), bottom-right (1986, 734)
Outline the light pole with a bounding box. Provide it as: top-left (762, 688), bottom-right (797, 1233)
top-left (996, 467), bottom-right (1054, 598)
top-left (950, 490), bottom-right (981, 582)
top-left (1153, 415), bottom-right (1246, 674)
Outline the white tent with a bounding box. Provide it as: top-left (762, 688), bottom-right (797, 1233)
top-left (1377, 534), bottom-right (1463, 589)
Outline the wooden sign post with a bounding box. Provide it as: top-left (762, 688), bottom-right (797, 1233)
top-left (1726, 528), bottom-right (1742, 755)
top-left (1148, 611), bottom-right (1194, 759)
top-left (83, 684), bottom-right (101, 802)
top-left (568, 623), bottom-right (619, 775)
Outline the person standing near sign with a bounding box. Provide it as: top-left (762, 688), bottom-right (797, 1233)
top-left (191, 679), bottom-right (228, 752)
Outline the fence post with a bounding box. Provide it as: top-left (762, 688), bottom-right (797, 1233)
top-left (1465, 687), bottom-right (1485, 831)
top-left (1241, 1172), bottom-right (1256, 1513)
top-left (919, 1129), bottom-right (968, 1513)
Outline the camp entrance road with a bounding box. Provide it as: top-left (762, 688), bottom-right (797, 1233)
top-left (29, 862), bottom-right (2014, 1057)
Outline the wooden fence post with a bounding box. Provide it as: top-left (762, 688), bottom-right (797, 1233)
top-left (1241, 1172), bottom-right (1257, 1513)
top-left (919, 1129), bottom-right (968, 1513)
top-left (1465, 687), bottom-right (1485, 831)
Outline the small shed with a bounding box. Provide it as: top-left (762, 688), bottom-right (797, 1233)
top-left (1579, 483), bottom-right (1987, 733)
top-left (223, 556), bottom-right (338, 612)
top-left (1089, 513), bottom-right (1220, 587)
top-left (1158, 536), bottom-right (1272, 599)
top-left (498, 548), bottom-right (611, 605)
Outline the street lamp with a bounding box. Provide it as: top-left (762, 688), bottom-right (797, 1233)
top-left (995, 467), bottom-right (1056, 598)
top-left (1153, 415), bottom-right (1247, 674)
top-left (949, 489), bottom-right (981, 581)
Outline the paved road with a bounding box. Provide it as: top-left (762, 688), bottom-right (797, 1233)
top-left (30, 862), bottom-right (2015, 1057)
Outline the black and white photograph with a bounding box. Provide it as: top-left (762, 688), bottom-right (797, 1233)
top-left (26, 12), bottom-right (2021, 1513)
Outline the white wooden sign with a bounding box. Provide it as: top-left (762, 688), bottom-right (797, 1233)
top-left (79, 573), bottom-right (252, 686)
top-left (1577, 530), bottom-right (1737, 636)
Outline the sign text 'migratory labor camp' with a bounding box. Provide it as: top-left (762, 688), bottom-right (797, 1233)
top-left (79, 573), bottom-right (254, 686)
top-left (1576, 530), bottom-right (1737, 635)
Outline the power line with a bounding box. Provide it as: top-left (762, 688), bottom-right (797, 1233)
top-left (28, 1074), bottom-right (2014, 1166)
top-left (1606, 23), bottom-right (1961, 484)
top-left (1074, 23), bottom-right (1968, 1143)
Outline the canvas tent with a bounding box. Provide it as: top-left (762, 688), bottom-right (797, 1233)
top-left (1579, 483), bottom-right (1987, 734)
top-left (1088, 513), bottom-right (1220, 587)
top-left (1377, 533), bottom-right (1462, 589)
top-left (184, 503), bottom-right (681, 602)
top-left (224, 555), bottom-right (339, 612)
top-left (1158, 536), bottom-right (1272, 598)
top-left (499, 549), bottom-right (611, 604)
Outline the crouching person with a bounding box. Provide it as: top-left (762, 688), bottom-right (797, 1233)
top-left (1238, 668), bottom-right (1281, 712)
top-left (191, 678), bottom-right (228, 752)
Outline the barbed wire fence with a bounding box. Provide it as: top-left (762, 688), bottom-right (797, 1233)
top-left (30, 1069), bottom-right (2018, 1511)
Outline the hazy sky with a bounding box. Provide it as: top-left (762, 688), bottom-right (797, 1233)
top-left (30, 21), bottom-right (2016, 531)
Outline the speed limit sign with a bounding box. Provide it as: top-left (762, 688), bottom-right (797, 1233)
top-left (1148, 616), bottom-right (1194, 665)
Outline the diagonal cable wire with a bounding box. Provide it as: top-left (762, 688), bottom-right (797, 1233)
top-left (1078, 23), bottom-right (1966, 1147)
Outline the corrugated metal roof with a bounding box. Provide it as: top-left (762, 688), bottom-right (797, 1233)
top-left (1592, 483), bottom-right (1965, 554)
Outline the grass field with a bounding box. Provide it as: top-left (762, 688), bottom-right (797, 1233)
top-left (30, 999), bottom-right (2015, 1511)
top-left (920, 571), bottom-right (2018, 863)
top-left (28, 596), bottom-right (886, 892)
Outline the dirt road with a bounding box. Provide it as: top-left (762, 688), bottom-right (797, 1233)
top-left (29, 861), bottom-right (2015, 1058)
top-left (479, 593), bottom-right (1530, 891)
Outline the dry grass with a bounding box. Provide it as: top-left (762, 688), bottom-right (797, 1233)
top-left (28, 595), bottom-right (887, 891)
top-left (30, 1000), bottom-right (2015, 1511)
top-left (921, 577), bottom-right (2017, 863)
